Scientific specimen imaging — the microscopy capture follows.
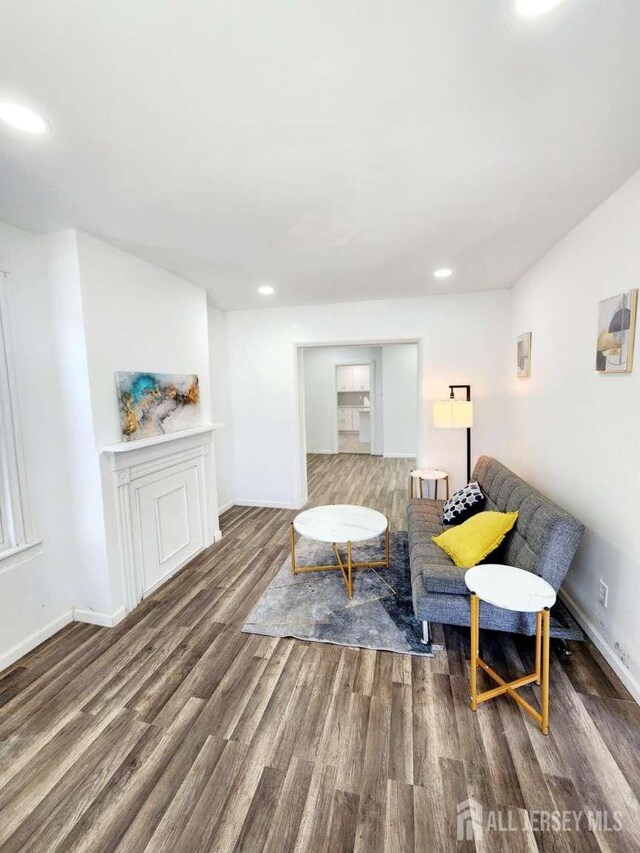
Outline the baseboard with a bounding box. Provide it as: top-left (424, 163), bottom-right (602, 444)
top-left (218, 499), bottom-right (235, 514)
top-left (0, 608), bottom-right (74, 673)
top-left (73, 606), bottom-right (127, 628)
top-left (213, 530), bottom-right (223, 543)
top-left (559, 589), bottom-right (640, 705)
top-left (383, 452), bottom-right (417, 459)
top-left (234, 499), bottom-right (299, 509)
top-left (307, 449), bottom-right (335, 455)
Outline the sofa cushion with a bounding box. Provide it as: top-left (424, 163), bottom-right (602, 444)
top-left (441, 481), bottom-right (485, 525)
top-left (407, 498), bottom-right (446, 531)
top-left (411, 553), bottom-right (471, 596)
top-left (432, 510), bottom-right (519, 568)
top-left (407, 499), bottom-right (470, 595)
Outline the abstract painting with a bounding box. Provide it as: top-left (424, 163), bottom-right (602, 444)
top-left (517, 332), bottom-right (532, 378)
top-left (596, 290), bottom-right (637, 374)
top-left (115, 372), bottom-right (201, 441)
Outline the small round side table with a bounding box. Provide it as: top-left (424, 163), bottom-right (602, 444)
top-left (409, 468), bottom-right (449, 500)
top-left (464, 564), bottom-right (556, 735)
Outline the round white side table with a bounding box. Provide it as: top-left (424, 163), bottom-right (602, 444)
top-left (290, 504), bottom-right (390, 599)
top-left (464, 564), bottom-right (557, 735)
top-left (409, 468), bottom-right (449, 500)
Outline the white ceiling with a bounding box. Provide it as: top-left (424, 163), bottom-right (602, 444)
top-left (1, 1), bottom-right (640, 310)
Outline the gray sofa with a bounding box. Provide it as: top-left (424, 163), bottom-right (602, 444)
top-left (408, 456), bottom-right (584, 642)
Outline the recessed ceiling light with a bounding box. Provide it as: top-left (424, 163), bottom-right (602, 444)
top-left (515, 0), bottom-right (565, 18)
top-left (258, 285), bottom-right (275, 296)
top-left (0, 103), bottom-right (49, 134)
top-left (433, 268), bottom-right (453, 280)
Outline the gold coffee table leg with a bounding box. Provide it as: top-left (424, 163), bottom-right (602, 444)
top-left (289, 515), bottom-right (390, 599)
top-left (470, 593), bottom-right (479, 711)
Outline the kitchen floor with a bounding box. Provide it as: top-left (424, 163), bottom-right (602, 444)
top-left (338, 432), bottom-right (371, 454)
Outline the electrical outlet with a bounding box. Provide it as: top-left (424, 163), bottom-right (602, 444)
top-left (598, 579), bottom-right (609, 608)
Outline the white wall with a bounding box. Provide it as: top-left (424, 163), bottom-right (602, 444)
top-left (227, 291), bottom-right (511, 507)
top-left (208, 304), bottom-right (234, 511)
top-left (0, 223), bottom-right (78, 668)
top-left (507, 169), bottom-right (640, 700)
top-left (303, 345), bottom-right (383, 454)
top-left (76, 231), bottom-right (212, 449)
top-left (382, 343), bottom-right (419, 457)
top-left (42, 230), bottom-right (112, 616)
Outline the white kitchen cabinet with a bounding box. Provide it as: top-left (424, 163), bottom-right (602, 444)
top-left (352, 364), bottom-right (370, 392)
top-left (339, 408), bottom-right (365, 432)
top-left (336, 365), bottom-right (353, 392)
top-left (338, 407), bottom-right (353, 431)
top-left (337, 363), bottom-right (370, 392)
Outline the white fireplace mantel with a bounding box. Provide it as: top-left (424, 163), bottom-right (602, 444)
top-left (101, 424), bottom-right (223, 612)
top-left (101, 424), bottom-right (222, 456)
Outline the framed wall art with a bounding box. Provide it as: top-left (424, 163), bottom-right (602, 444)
top-left (595, 290), bottom-right (637, 374)
top-left (517, 332), bottom-right (532, 379)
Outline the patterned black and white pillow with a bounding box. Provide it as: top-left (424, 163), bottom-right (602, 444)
top-left (441, 481), bottom-right (485, 525)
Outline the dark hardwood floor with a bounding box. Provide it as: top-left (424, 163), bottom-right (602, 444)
top-left (0, 453), bottom-right (638, 851)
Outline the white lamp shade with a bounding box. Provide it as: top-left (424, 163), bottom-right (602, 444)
top-left (433, 399), bottom-right (473, 429)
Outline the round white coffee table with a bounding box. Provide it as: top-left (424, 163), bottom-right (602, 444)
top-left (465, 564), bottom-right (556, 735)
top-left (409, 468), bottom-right (449, 500)
top-left (290, 504), bottom-right (390, 599)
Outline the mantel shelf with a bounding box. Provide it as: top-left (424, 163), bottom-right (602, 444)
top-left (100, 424), bottom-right (223, 455)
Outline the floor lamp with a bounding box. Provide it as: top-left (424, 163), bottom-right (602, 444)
top-left (433, 385), bottom-right (474, 483)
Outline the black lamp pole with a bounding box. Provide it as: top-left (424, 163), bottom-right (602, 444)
top-left (448, 384), bottom-right (472, 483)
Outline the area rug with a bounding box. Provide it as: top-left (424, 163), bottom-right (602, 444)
top-left (242, 530), bottom-right (434, 656)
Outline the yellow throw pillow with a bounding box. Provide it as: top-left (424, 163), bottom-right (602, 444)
top-left (432, 511), bottom-right (518, 568)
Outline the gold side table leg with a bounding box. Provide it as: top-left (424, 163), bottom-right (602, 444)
top-left (535, 611), bottom-right (542, 685)
top-left (470, 593), bottom-right (479, 711)
top-left (385, 523), bottom-right (390, 567)
top-left (347, 541), bottom-right (353, 598)
top-left (541, 607), bottom-right (551, 735)
top-left (446, 476), bottom-right (450, 500)
top-left (290, 523), bottom-right (296, 575)
top-left (410, 475), bottom-right (414, 499)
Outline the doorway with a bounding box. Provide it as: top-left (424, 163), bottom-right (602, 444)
top-left (302, 345), bottom-right (381, 457)
top-left (299, 341), bottom-right (420, 504)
